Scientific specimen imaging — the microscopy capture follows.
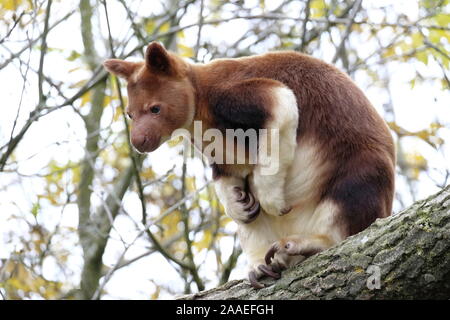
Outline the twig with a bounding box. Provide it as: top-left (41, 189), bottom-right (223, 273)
top-left (37, 0), bottom-right (53, 105)
top-left (92, 182), bottom-right (210, 300)
top-left (332, 0), bottom-right (363, 64)
top-left (0, 67), bottom-right (106, 171)
top-left (0, 10), bottom-right (76, 71)
top-left (299, 0), bottom-right (311, 52)
top-left (194, 0), bottom-right (205, 59)
top-left (6, 29), bottom-right (33, 160)
top-left (142, 166), bottom-right (175, 188)
top-left (219, 235), bottom-right (242, 285)
top-left (180, 153), bottom-right (205, 291)
top-left (0, 11), bottom-right (26, 45)
top-left (115, 219), bottom-right (213, 272)
top-left (102, 0), bottom-right (148, 235)
top-left (102, 0), bottom-right (115, 57)
top-left (117, 0), bottom-right (146, 43)
top-left (424, 39), bottom-right (450, 61)
top-left (99, 1), bottom-right (207, 297)
top-left (2, 8), bottom-right (444, 171)
top-left (124, 13), bottom-right (450, 59)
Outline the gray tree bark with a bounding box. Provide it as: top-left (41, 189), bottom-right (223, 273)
top-left (182, 185), bottom-right (450, 300)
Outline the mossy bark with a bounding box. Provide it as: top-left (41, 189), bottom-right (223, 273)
top-left (182, 185), bottom-right (450, 300)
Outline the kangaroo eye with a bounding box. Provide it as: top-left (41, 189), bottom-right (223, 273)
top-left (127, 112), bottom-right (133, 120)
top-left (150, 105), bottom-right (161, 114)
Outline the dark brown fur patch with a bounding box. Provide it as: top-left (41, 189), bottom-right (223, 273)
top-left (208, 79), bottom-right (276, 132)
top-left (324, 150), bottom-right (395, 236)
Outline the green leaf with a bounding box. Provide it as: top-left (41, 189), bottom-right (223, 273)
top-left (31, 202), bottom-right (40, 217)
top-left (67, 50), bottom-right (81, 61)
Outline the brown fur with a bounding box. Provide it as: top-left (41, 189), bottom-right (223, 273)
top-left (187, 52), bottom-right (395, 236)
top-left (104, 42), bottom-right (395, 267)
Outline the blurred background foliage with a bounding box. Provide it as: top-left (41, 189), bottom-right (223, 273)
top-left (0, 0), bottom-right (449, 299)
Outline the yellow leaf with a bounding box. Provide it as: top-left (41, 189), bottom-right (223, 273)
top-left (0, 0), bottom-right (25, 10)
top-left (145, 20), bottom-right (156, 34)
top-left (103, 95), bottom-right (113, 108)
top-left (193, 231), bottom-right (212, 251)
top-left (220, 215), bottom-right (232, 226)
top-left (167, 135), bottom-right (183, 147)
top-left (80, 91), bottom-right (91, 107)
top-left (410, 33), bottom-right (423, 47)
top-left (405, 152), bottom-right (427, 169)
top-left (351, 24), bottom-right (363, 33)
top-left (259, 0), bottom-right (265, 10)
top-left (185, 176), bottom-right (196, 192)
top-left (71, 164), bottom-right (80, 185)
top-left (411, 167), bottom-right (420, 180)
top-left (429, 30), bottom-right (444, 43)
top-left (310, 0), bottom-right (326, 18)
top-left (162, 184), bottom-right (174, 197)
top-left (69, 79), bottom-right (87, 89)
top-left (430, 122), bottom-right (443, 132)
top-left (434, 13), bottom-right (450, 27)
top-left (382, 46), bottom-right (396, 58)
top-left (177, 43), bottom-right (194, 58)
top-left (159, 21), bottom-right (171, 33)
top-left (416, 51), bottom-right (429, 65)
top-left (398, 41), bottom-right (412, 54)
top-left (141, 167), bottom-right (155, 180)
top-left (281, 40), bottom-right (294, 48)
top-left (160, 210), bottom-right (181, 237)
top-left (150, 286), bottom-right (160, 300)
top-left (68, 67), bottom-right (81, 73)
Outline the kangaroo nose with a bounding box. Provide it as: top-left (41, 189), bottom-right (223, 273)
top-left (131, 134), bottom-right (148, 152)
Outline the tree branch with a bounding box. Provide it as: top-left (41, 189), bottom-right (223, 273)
top-left (181, 185), bottom-right (450, 300)
top-left (0, 10), bottom-right (76, 71)
top-left (76, 0), bottom-right (108, 299)
top-left (37, 0), bottom-right (53, 105)
top-left (298, 0), bottom-right (311, 52)
top-left (331, 0), bottom-right (362, 64)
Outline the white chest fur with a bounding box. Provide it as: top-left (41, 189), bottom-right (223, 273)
top-left (240, 141), bottom-right (342, 267)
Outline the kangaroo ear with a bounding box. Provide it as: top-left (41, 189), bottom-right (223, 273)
top-left (145, 41), bottom-right (172, 73)
top-left (103, 59), bottom-right (137, 79)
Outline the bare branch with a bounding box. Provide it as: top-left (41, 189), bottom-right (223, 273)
top-left (332, 0), bottom-right (363, 64)
top-left (0, 10), bottom-right (76, 71)
top-left (37, 0), bottom-right (53, 105)
top-left (0, 11), bottom-right (26, 45)
top-left (299, 0), bottom-right (311, 52)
